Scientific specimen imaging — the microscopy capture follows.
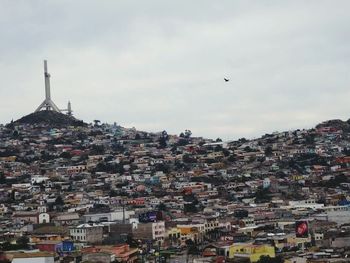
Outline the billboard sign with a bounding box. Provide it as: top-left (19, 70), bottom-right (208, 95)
top-left (139, 211), bottom-right (157, 223)
top-left (295, 221), bottom-right (309, 238)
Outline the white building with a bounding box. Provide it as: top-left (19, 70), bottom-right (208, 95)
top-left (133, 221), bottom-right (165, 243)
top-left (286, 199), bottom-right (324, 210)
top-left (82, 210), bottom-right (135, 223)
top-left (70, 223), bottom-right (104, 244)
top-left (31, 175), bottom-right (49, 185)
top-left (263, 178), bottom-right (271, 189)
top-left (11, 252), bottom-right (54, 263)
top-left (38, 212), bottom-right (50, 224)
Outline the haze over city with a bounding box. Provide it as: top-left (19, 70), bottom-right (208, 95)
top-left (1, 0), bottom-right (350, 139)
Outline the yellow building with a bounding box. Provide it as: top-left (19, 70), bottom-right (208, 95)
top-left (167, 227), bottom-right (181, 239)
top-left (31, 234), bottom-right (66, 243)
top-left (292, 175), bottom-right (304, 181)
top-left (167, 227), bottom-right (181, 246)
top-left (177, 224), bottom-right (205, 244)
top-left (286, 236), bottom-right (311, 247)
top-left (229, 244), bottom-right (275, 262)
top-left (0, 156), bottom-right (16, 162)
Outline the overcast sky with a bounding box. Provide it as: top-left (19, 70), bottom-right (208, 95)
top-left (1, 1), bottom-right (350, 140)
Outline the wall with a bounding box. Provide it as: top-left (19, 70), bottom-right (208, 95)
top-left (12, 257), bottom-right (54, 263)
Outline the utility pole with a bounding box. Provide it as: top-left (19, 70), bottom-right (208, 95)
top-left (158, 241), bottom-right (161, 263)
top-left (122, 199), bottom-right (125, 224)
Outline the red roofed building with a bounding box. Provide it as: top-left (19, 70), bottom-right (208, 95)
top-left (81, 244), bottom-right (138, 263)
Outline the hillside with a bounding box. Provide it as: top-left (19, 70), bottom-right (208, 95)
top-left (316, 119), bottom-right (350, 132)
top-left (10, 110), bottom-right (87, 127)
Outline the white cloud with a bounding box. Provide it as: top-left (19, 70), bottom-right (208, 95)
top-left (0, 0), bottom-right (349, 139)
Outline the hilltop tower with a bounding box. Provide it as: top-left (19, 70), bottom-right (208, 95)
top-left (35, 60), bottom-right (62, 113)
top-left (67, 101), bottom-right (73, 116)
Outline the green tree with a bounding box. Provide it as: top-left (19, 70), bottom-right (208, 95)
top-left (184, 130), bottom-right (192, 138)
top-left (214, 145), bottom-right (223, 152)
top-left (177, 138), bottom-right (189, 146)
top-left (54, 196), bottom-right (64, 206)
top-left (157, 203), bottom-right (167, 211)
top-left (185, 239), bottom-right (199, 255)
top-left (239, 138), bottom-right (248, 143)
top-left (305, 134), bottom-right (316, 145)
top-left (60, 151), bottom-right (72, 159)
top-left (109, 190), bottom-right (119, 197)
top-left (227, 154), bottom-right (236, 163)
top-left (158, 137), bottom-right (167, 149)
top-left (16, 236), bottom-right (29, 249)
top-left (255, 186), bottom-right (271, 203)
top-left (244, 146), bottom-right (253, 152)
top-left (91, 144), bottom-right (105, 155)
top-left (184, 195), bottom-right (199, 213)
top-left (0, 172), bottom-right (6, 184)
top-left (183, 154), bottom-right (196, 163)
top-left (265, 146), bottom-right (273, 156)
top-left (222, 149), bottom-right (230, 157)
top-left (158, 131), bottom-right (169, 149)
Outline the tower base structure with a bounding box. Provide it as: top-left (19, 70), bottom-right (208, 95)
top-left (35, 99), bottom-right (61, 113)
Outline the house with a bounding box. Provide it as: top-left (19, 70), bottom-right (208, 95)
top-left (82, 252), bottom-right (115, 263)
top-left (229, 244), bottom-right (275, 262)
top-left (133, 221), bottom-right (165, 243)
top-left (31, 225), bottom-right (70, 243)
top-left (69, 223), bottom-right (104, 244)
top-left (82, 210), bottom-right (134, 223)
top-left (6, 252), bottom-right (55, 263)
top-left (36, 240), bottom-right (62, 252)
top-left (51, 213), bottom-right (80, 226)
top-left (13, 211), bottom-right (50, 225)
top-left (82, 244), bottom-right (138, 263)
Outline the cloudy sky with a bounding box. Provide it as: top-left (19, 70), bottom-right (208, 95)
top-left (1, 1), bottom-right (350, 139)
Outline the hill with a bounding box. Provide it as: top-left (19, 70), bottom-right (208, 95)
top-left (10, 110), bottom-right (87, 127)
top-left (315, 119), bottom-right (350, 132)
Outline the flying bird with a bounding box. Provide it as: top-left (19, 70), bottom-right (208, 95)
top-left (224, 78), bottom-right (229, 82)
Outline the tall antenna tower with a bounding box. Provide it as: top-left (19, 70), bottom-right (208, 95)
top-left (35, 60), bottom-right (62, 113)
